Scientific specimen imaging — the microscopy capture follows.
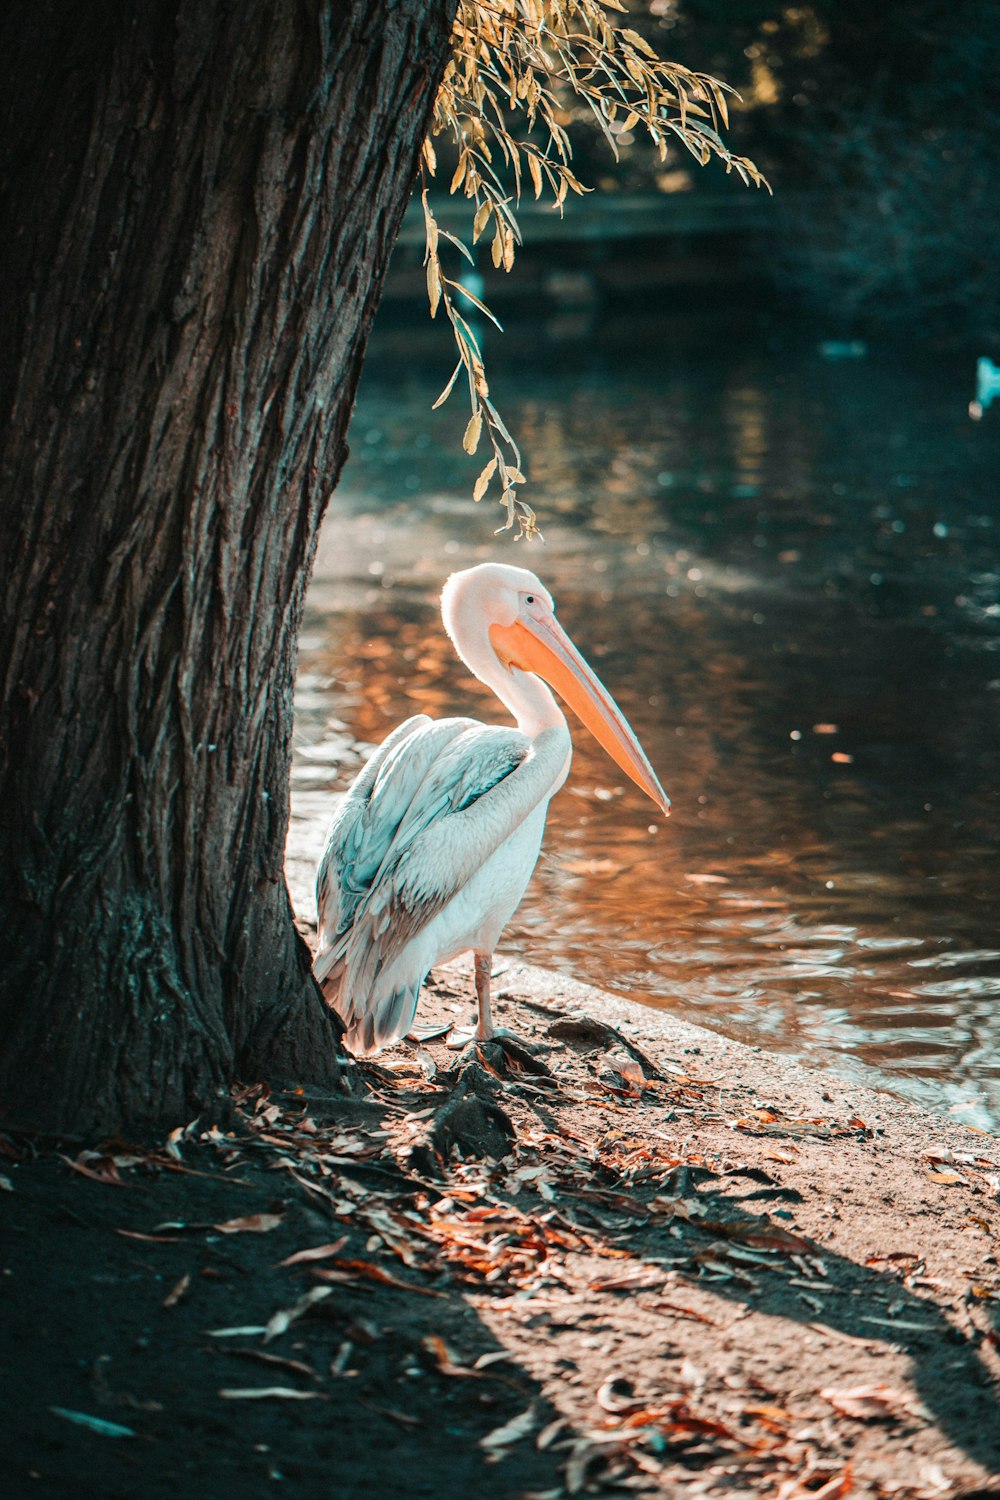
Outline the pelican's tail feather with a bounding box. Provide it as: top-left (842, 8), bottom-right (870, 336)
top-left (342, 978), bottom-right (423, 1057)
top-left (313, 941), bottom-right (340, 987)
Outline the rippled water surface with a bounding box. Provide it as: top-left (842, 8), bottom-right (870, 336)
top-left (294, 306), bottom-right (1000, 1128)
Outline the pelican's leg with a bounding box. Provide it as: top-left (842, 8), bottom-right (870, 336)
top-left (446, 953), bottom-right (513, 1049)
top-left (474, 952), bottom-right (494, 1041)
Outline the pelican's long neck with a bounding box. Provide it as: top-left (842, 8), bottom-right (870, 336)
top-left (444, 594), bottom-right (567, 740)
top-left (485, 655), bottom-right (567, 739)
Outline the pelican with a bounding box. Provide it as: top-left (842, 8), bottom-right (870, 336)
top-left (314, 563), bottom-right (670, 1055)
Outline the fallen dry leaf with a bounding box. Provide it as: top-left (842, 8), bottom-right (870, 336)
top-left (214, 1212), bottom-right (284, 1234)
top-left (226, 1349), bottom-right (318, 1380)
top-left (420, 1334), bottom-right (486, 1379)
top-left (588, 1266), bottom-right (665, 1292)
top-left (537, 1416), bottom-right (571, 1450)
top-left (356, 1398), bottom-right (420, 1430)
top-left (162, 1273), bottom-right (190, 1309)
top-left (206, 1324), bottom-right (269, 1339)
top-left (775, 1464), bottom-right (853, 1500)
top-left (701, 1215), bottom-right (815, 1255)
top-left (474, 1350), bottom-right (518, 1371)
top-left (50, 1407), bottom-right (136, 1438)
top-left (596, 1376), bottom-right (645, 1414)
top-left (313, 1258), bottom-right (446, 1298)
top-left (218, 1387), bottom-right (324, 1401)
top-left (277, 1237), bottom-right (347, 1268)
top-left (263, 1285), bottom-right (333, 1344)
top-left (821, 1383), bottom-right (926, 1422)
top-left (565, 1435), bottom-right (626, 1494)
top-left (59, 1154), bottom-right (128, 1187)
top-left (480, 1403), bottom-right (539, 1450)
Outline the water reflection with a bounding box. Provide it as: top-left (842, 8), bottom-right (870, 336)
top-left (294, 309), bottom-right (1000, 1128)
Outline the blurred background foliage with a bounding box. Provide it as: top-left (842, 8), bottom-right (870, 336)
top-left (573, 0), bottom-right (999, 341)
top-left (423, 1), bottom-right (998, 345)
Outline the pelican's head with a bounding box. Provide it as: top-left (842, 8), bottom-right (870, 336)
top-left (441, 563), bottom-right (670, 816)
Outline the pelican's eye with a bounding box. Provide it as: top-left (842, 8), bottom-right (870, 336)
top-left (525, 594), bottom-right (535, 605)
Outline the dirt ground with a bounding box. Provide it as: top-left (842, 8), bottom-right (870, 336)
top-left (3, 959), bottom-right (1000, 1500)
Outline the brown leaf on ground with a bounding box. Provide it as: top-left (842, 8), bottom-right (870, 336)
top-left (603, 1056), bottom-right (649, 1098)
top-left (701, 1215), bottom-right (815, 1255)
top-left (733, 1112), bottom-right (851, 1139)
top-left (588, 1265), bottom-right (666, 1292)
top-left (59, 1154), bottom-right (129, 1187)
top-left (821, 1383), bottom-right (928, 1422)
top-left (775, 1464), bottom-right (853, 1500)
top-left (162, 1273), bottom-right (190, 1308)
top-left (225, 1349), bottom-right (318, 1381)
top-left (277, 1237), bottom-right (348, 1267)
top-left (214, 1212), bottom-right (284, 1234)
top-left (420, 1334), bottom-right (488, 1378)
top-left (313, 1258), bottom-right (446, 1297)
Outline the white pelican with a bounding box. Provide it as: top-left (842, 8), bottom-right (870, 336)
top-left (314, 563), bottom-right (670, 1055)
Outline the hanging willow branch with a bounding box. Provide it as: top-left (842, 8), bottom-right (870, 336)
top-left (420, 0), bottom-right (768, 538)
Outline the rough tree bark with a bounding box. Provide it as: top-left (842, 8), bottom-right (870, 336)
top-left (0, 0), bottom-right (456, 1134)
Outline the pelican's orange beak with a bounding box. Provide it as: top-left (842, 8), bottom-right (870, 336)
top-left (490, 614), bottom-right (671, 816)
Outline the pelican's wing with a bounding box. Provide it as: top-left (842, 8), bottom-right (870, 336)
top-left (315, 714), bottom-right (432, 964)
top-left (317, 718), bottom-right (534, 1050)
top-left (316, 716), bottom-right (514, 975)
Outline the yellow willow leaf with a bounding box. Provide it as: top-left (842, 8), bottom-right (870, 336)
top-left (450, 154), bottom-right (467, 194)
top-left (623, 110), bottom-right (641, 132)
top-left (491, 226), bottom-right (503, 268)
top-left (473, 457), bottom-right (497, 501)
top-left (445, 275), bottom-right (503, 330)
top-left (473, 200), bottom-right (492, 243)
top-left (426, 256), bottom-right (441, 319)
top-left (421, 190), bottom-right (439, 257)
top-left (528, 153), bottom-right (543, 199)
top-left (463, 410), bottom-right (483, 455)
top-left (422, 136), bottom-right (437, 175)
top-left (621, 28), bottom-right (659, 59)
top-left (502, 227), bottom-right (515, 272)
top-left (432, 360), bottom-right (462, 410)
top-left (505, 467), bottom-right (526, 484)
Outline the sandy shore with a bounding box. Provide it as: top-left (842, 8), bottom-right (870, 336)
top-left (284, 788), bottom-right (1000, 1497)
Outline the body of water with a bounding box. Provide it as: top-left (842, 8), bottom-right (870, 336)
top-left (294, 304), bottom-right (1000, 1129)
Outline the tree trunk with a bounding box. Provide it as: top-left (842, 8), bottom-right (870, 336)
top-left (0, 0), bottom-right (456, 1135)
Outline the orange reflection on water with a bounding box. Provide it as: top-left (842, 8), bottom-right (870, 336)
top-left (292, 321), bottom-right (1000, 1128)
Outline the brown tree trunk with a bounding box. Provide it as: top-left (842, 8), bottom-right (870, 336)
top-left (0, 0), bottom-right (456, 1135)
